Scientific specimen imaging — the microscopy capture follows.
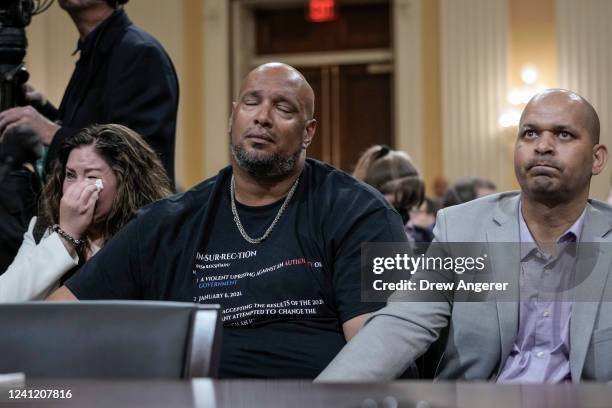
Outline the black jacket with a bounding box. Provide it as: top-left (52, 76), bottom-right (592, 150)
top-left (43, 9), bottom-right (179, 183)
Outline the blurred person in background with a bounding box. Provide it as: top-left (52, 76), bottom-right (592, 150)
top-left (353, 144), bottom-right (431, 243)
top-left (443, 176), bottom-right (497, 208)
top-left (0, 124), bottom-right (171, 302)
top-left (431, 176), bottom-right (449, 208)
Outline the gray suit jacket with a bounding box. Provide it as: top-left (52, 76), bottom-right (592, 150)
top-left (317, 192), bottom-right (612, 382)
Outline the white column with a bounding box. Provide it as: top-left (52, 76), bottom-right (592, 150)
top-left (203, 0), bottom-right (231, 178)
top-left (440, 0), bottom-right (510, 190)
top-left (394, 0), bottom-right (424, 170)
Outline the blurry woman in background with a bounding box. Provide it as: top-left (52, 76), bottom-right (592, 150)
top-left (353, 144), bottom-right (430, 243)
top-left (0, 124), bottom-right (172, 302)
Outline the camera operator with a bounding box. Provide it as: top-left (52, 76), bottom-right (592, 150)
top-left (0, 0), bottom-right (179, 183)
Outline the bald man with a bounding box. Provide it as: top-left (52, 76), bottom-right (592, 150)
top-left (48, 63), bottom-right (408, 378)
top-left (317, 89), bottom-right (612, 383)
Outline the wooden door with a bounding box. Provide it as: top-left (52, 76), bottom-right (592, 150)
top-left (299, 64), bottom-right (392, 173)
top-left (337, 64), bottom-right (393, 172)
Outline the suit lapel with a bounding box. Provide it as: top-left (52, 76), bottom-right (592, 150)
top-left (569, 203), bottom-right (612, 381)
top-left (486, 195), bottom-right (521, 377)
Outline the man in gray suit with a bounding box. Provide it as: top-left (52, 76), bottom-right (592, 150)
top-left (317, 89), bottom-right (612, 383)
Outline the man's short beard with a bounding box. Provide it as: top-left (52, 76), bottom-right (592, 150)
top-left (230, 143), bottom-right (302, 180)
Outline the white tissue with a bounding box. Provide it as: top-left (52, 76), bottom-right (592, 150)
top-left (94, 179), bottom-right (104, 191)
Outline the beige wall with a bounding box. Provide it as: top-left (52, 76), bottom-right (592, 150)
top-left (25, 5), bottom-right (74, 108)
top-left (509, 0), bottom-right (557, 89)
top-left (420, 0), bottom-right (442, 195)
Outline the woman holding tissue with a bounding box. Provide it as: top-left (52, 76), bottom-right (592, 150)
top-left (0, 124), bottom-right (172, 301)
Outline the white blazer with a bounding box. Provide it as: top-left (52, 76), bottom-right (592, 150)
top-left (0, 217), bottom-right (78, 302)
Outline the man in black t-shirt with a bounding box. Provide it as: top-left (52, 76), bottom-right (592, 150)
top-left (49, 63), bottom-right (408, 378)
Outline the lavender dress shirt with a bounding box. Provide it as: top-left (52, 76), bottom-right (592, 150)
top-left (497, 207), bottom-right (585, 383)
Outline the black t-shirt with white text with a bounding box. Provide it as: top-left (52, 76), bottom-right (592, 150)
top-left (66, 159), bottom-right (408, 378)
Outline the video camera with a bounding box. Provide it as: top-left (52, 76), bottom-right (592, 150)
top-left (0, 0), bottom-right (51, 183)
top-left (0, 0), bottom-right (53, 111)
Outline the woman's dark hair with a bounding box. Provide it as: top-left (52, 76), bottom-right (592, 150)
top-left (353, 145), bottom-right (425, 222)
top-left (36, 124), bottom-right (172, 243)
